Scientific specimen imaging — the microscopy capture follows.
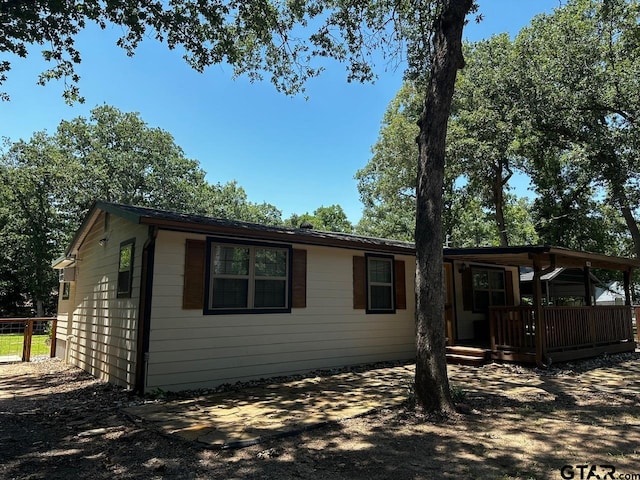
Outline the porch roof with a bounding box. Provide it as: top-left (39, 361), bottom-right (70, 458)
top-left (443, 245), bottom-right (640, 272)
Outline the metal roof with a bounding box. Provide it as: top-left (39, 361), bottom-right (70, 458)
top-left (443, 245), bottom-right (640, 272)
top-left (52, 201), bottom-right (415, 268)
top-left (53, 201), bottom-right (640, 273)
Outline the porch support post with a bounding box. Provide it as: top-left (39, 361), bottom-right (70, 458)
top-left (583, 264), bottom-right (593, 306)
top-left (623, 269), bottom-right (632, 306)
top-left (533, 257), bottom-right (545, 367)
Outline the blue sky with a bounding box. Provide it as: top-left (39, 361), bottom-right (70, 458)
top-left (1, 1), bottom-right (560, 223)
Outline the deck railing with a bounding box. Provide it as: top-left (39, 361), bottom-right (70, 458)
top-left (489, 306), bottom-right (636, 363)
top-left (489, 306), bottom-right (536, 362)
top-left (0, 318), bottom-right (57, 362)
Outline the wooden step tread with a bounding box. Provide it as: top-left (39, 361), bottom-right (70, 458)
top-left (446, 346), bottom-right (489, 358)
top-left (446, 353), bottom-right (488, 366)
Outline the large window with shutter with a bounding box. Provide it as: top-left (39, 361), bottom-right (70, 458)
top-left (204, 239), bottom-right (292, 314)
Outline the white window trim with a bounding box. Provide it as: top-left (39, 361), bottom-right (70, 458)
top-left (366, 254), bottom-right (395, 313)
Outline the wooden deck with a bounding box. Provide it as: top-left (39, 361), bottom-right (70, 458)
top-left (488, 306), bottom-right (636, 365)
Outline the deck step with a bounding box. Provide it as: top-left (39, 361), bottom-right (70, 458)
top-left (446, 346), bottom-right (490, 366)
top-left (446, 353), bottom-right (488, 366)
top-left (446, 346), bottom-right (489, 358)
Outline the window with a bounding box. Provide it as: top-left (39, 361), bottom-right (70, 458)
top-left (62, 282), bottom-right (70, 300)
top-left (117, 239), bottom-right (135, 298)
top-left (366, 254), bottom-right (395, 313)
top-left (472, 268), bottom-right (506, 311)
top-left (205, 240), bottom-right (291, 313)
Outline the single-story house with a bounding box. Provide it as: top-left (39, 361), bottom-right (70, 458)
top-left (520, 267), bottom-right (602, 305)
top-left (520, 267), bottom-right (628, 306)
top-left (595, 281), bottom-right (627, 306)
top-left (53, 202), bottom-right (639, 392)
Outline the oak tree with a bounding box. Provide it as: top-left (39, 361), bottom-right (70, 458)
top-left (3, 0), bottom-right (477, 413)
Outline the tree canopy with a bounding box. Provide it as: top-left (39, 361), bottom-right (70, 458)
top-left (357, 38), bottom-right (539, 249)
top-left (514, 0), bottom-right (640, 257)
top-left (359, 0), bottom-right (640, 265)
top-left (284, 205), bottom-right (353, 232)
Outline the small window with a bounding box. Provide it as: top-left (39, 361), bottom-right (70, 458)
top-left (117, 239), bottom-right (135, 298)
top-left (206, 240), bottom-right (291, 314)
top-left (366, 254), bottom-right (395, 313)
top-left (62, 282), bottom-right (70, 300)
top-left (472, 268), bottom-right (506, 311)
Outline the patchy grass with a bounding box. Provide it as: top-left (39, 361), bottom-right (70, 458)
top-left (0, 334), bottom-right (50, 357)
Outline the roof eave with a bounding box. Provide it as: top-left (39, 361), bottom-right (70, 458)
top-left (137, 216), bottom-right (416, 255)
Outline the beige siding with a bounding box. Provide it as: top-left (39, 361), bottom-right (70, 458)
top-left (146, 230), bottom-right (416, 391)
top-left (55, 281), bottom-right (75, 339)
top-left (63, 212), bottom-right (147, 388)
top-left (55, 281), bottom-right (76, 359)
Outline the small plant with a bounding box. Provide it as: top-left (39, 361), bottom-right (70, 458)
top-left (147, 387), bottom-right (167, 400)
top-left (450, 385), bottom-right (467, 403)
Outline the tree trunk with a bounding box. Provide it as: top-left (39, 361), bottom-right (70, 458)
top-left (414, 0), bottom-right (472, 414)
top-left (620, 204), bottom-right (640, 259)
top-left (493, 177), bottom-right (509, 247)
top-left (600, 149), bottom-right (640, 258)
top-left (35, 299), bottom-right (44, 317)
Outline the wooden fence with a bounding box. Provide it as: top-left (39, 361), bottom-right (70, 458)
top-left (0, 318), bottom-right (57, 362)
top-left (489, 306), bottom-right (636, 364)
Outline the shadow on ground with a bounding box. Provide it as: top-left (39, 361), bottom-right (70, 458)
top-left (1, 354), bottom-right (638, 479)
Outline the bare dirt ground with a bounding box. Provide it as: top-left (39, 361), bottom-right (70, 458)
top-left (1, 354), bottom-right (639, 480)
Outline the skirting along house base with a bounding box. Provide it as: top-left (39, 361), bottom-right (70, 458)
top-left (53, 202), bottom-right (639, 392)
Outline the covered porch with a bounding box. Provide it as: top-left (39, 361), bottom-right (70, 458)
top-left (444, 246), bottom-right (639, 366)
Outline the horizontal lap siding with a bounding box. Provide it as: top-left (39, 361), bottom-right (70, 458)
top-left (66, 213), bottom-right (147, 388)
top-left (56, 281), bottom-right (75, 340)
top-left (146, 230), bottom-right (416, 391)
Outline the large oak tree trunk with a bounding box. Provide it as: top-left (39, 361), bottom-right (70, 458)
top-left (620, 203), bottom-right (640, 259)
top-left (414, 0), bottom-right (472, 414)
top-left (493, 176), bottom-right (510, 247)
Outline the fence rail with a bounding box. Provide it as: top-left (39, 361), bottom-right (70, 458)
top-left (0, 318), bottom-right (57, 362)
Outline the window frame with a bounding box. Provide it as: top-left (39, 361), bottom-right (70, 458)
top-left (204, 238), bottom-right (293, 315)
top-left (365, 253), bottom-right (396, 314)
top-left (61, 282), bottom-right (71, 300)
top-left (471, 266), bottom-right (507, 312)
top-left (116, 238), bottom-right (135, 299)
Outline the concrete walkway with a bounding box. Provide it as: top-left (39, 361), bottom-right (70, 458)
top-left (124, 364), bottom-right (415, 448)
top-left (123, 356), bottom-right (640, 449)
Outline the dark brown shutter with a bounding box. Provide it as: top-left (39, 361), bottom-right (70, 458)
top-left (183, 239), bottom-right (206, 309)
top-left (353, 256), bottom-right (366, 309)
top-left (292, 249), bottom-right (307, 308)
top-left (462, 266), bottom-right (473, 311)
top-left (394, 260), bottom-right (406, 310)
top-left (505, 269), bottom-right (515, 305)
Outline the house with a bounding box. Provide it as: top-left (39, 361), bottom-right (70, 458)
top-left (595, 281), bottom-right (626, 306)
top-left (519, 267), bottom-right (602, 306)
top-left (53, 201), bottom-right (418, 392)
top-left (53, 202), bottom-right (639, 392)
top-left (520, 267), bottom-right (628, 306)
top-left (444, 246), bottom-right (638, 364)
